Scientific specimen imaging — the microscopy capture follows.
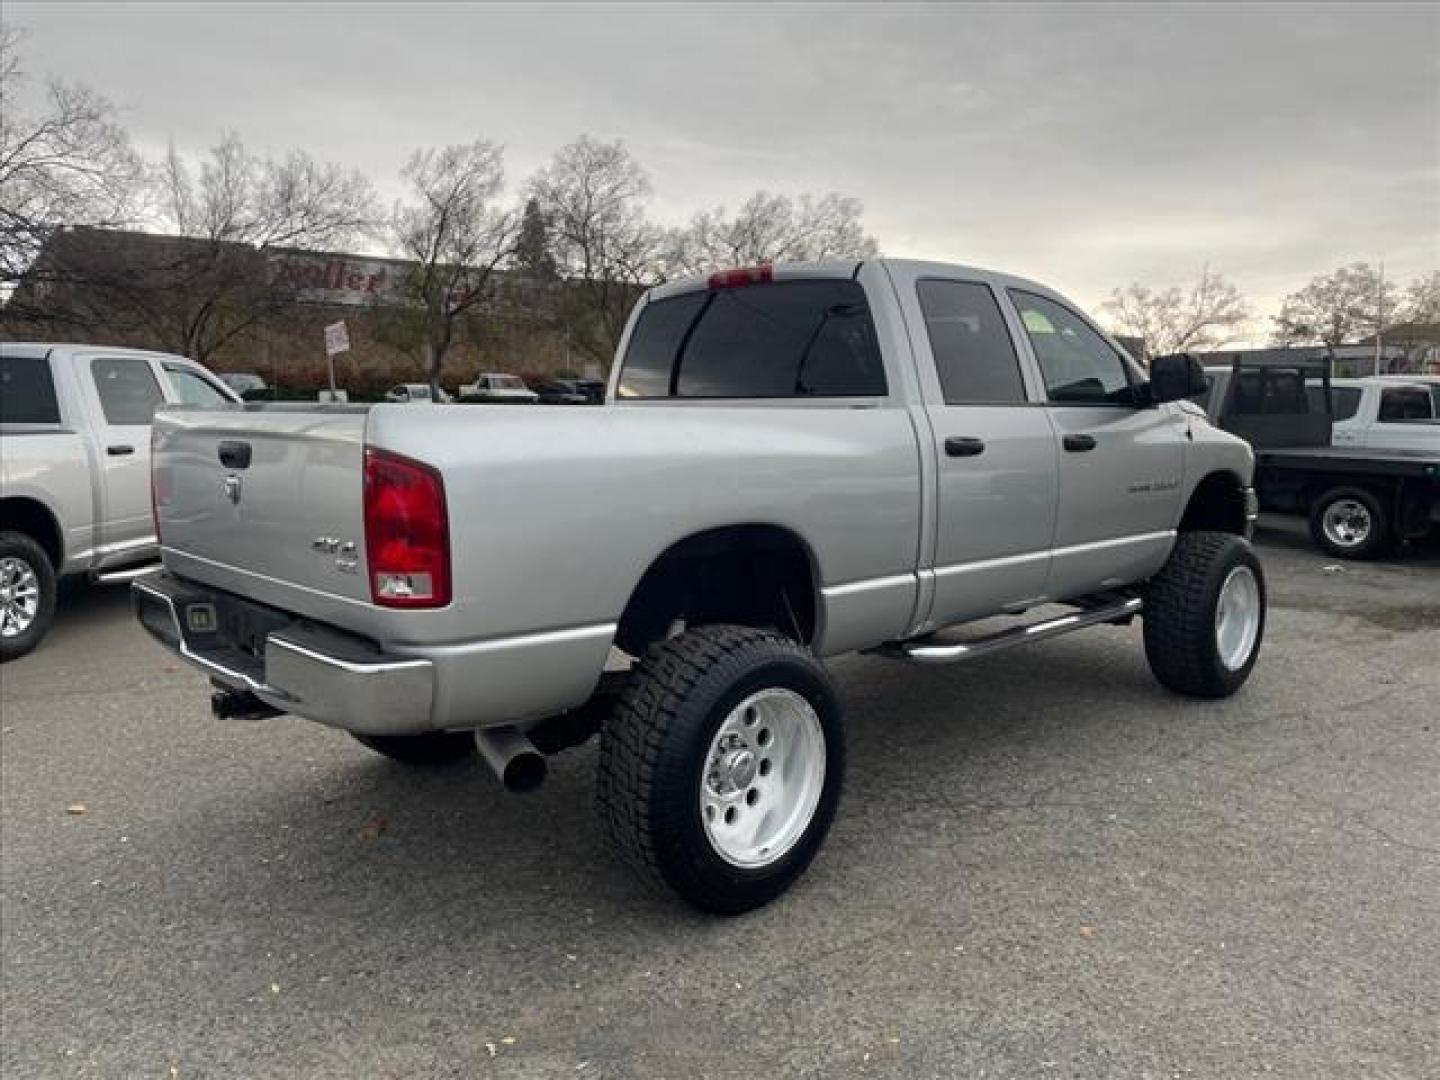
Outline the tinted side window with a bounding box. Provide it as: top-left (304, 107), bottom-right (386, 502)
top-left (164, 365), bottom-right (231, 406)
top-left (91, 358), bottom-right (163, 425)
top-left (618, 282), bottom-right (885, 399)
top-left (1232, 370), bottom-right (1311, 415)
top-left (1009, 291), bottom-right (1132, 405)
top-left (917, 280), bottom-right (1026, 404)
top-left (1307, 386), bottom-right (1361, 421)
top-left (617, 291), bottom-right (707, 398)
top-left (1378, 388), bottom-right (1432, 422)
top-left (0, 355), bottom-right (61, 424)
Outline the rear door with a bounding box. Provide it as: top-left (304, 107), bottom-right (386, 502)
top-left (892, 273), bottom-right (1058, 626)
top-left (1005, 290), bottom-right (1186, 599)
top-left (80, 352), bottom-right (168, 560)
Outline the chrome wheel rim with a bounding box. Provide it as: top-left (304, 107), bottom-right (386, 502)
top-left (1215, 565), bottom-right (1261, 672)
top-left (0, 557), bottom-right (40, 638)
top-left (699, 688), bottom-right (826, 869)
top-left (1322, 499), bottom-right (1371, 548)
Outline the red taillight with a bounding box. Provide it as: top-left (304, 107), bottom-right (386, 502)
top-left (363, 448), bottom-right (451, 609)
top-left (707, 264), bottom-right (774, 290)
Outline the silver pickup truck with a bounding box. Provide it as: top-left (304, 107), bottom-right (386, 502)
top-left (0, 343), bottom-right (238, 659)
top-left (134, 259), bottom-right (1264, 912)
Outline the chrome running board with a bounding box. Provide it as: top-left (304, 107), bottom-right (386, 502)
top-left (883, 596), bottom-right (1143, 665)
top-left (94, 562), bottom-right (162, 585)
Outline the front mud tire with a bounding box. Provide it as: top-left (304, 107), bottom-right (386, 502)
top-left (1144, 531), bottom-right (1266, 699)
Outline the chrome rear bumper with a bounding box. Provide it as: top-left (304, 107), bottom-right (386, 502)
top-left (133, 573), bottom-right (435, 735)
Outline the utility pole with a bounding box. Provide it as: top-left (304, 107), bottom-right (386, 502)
top-left (1375, 262), bottom-right (1384, 376)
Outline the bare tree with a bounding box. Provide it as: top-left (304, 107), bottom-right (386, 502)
top-left (1101, 268), bottom-right (1251, 357)
top-left (1400, 271), bottom-right (1439, 325)
top-left (29, 133), bottom-right (376, 363)
top-left (1271, 262), bottom-right (1399, 349)
top-left (528, 136), bottom-right (663, 366)
top-left (388, 140), bottom-right (520, 397)
top-left (666, 190), bottom-right (879, 277)
top-left (0, 25), bottom-right (144, 290)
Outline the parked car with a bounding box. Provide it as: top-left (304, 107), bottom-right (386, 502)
top-left (1304, 376), bottom-right (1440, 453)
top-left (135, 260), bottom-right (1263, 913)
top-left (218, 372), bottom-right (268, 396)
top-left (457, 373), bottom-right (539, 403)
top-left (1, 343), bottom-right (239, 659)
top-left (384, 383), bottom-right (452, 404)
top-left (534, 378), bottom-right (595, 405)
top-left (1199, 359), bottom-right (1439, 558)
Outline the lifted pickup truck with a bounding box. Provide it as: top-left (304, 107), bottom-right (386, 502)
top-left (1198, 357), bottom-right (1440, 558)
top-left (134, 260), bottom-right (1265, 912)
top-left (1, 343), bottom-right (238, 659)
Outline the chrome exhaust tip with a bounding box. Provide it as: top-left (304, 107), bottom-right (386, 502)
top-left (473, 726), bottom-right (547, 793)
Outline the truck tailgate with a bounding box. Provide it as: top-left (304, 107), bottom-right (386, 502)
top-left (154, 406), bottom-right (371, 608)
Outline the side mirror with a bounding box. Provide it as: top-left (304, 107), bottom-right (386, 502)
top-left (1148, 353), bottom-right (1208, 404)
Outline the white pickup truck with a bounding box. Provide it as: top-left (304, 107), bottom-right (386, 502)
top-left (134, 260), bottom-right (1264, 912)
top-left (0, 343), bottom-right (238, 659)
top-left (1321, 376), bottom-right (1440, 453)
top-left (457, 372), bottom-right (538, 403)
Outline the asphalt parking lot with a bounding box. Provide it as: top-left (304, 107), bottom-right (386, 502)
top-left (2, 518), bottom-right (1437, 1080)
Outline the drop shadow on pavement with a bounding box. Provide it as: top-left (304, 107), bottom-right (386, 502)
top-left (130, 635), bottom-right (1207, 952)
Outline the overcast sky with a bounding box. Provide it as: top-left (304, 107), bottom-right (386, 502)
top-left (9, 2), bottom-right (1439, 338)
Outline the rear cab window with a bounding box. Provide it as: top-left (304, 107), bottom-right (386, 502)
top-left (617, 279), bottom-right (886, 399)
top-left (0, 354), bottom-right (62, 425)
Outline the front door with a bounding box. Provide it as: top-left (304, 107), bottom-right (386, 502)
top-left (907, 277), bottom-right (1059, 628)
top-left (1004, 289), bottom-right (1186, 600)
top-left (82, 354), bottom-right (167, 560)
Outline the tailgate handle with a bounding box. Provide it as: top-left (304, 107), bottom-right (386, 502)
top-left (217, 441), bottom-right (253, 469)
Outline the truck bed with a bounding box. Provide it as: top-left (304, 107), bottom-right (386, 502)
top-left (1256, 445), bottom-right (1440, 477)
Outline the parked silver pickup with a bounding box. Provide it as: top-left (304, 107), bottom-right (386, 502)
top-left (134, 260), bottom-right (1264, 912)
top-left (0, 343), bottom-right (238, 659)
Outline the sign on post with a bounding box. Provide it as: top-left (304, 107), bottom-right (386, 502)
top-left (322, 321), bottom-right (350, 397)
top-left (324, 321), bottom-right (351, 356)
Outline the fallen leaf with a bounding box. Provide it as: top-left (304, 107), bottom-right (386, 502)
top-left (66, 804), bottom-right (87, 816)
top-left (1079, 925), bottom-right (1099, 938)
top-left (270, 983), bottom-right (281, 994)
top-left (485, 1042), bottom-right (497, 1057)
top-left (358, 814), bottom-right (386, 841)
top-left (500, 1037), bottom-right (516, 1046)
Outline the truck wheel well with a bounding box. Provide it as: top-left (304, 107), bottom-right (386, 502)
top-left (1178, 472), bottom-right (1248, 536)
top-left (615, 525), bottom-right (818, 656)
top-left (0, 498), bottom-right (63, 568)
